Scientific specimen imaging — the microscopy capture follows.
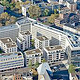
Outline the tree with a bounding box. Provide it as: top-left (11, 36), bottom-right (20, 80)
top-left (42, 58), bottom-right (46, 63)
top-left (31, 39), bottom-right (35, 47)
top-left (28, 5), bottom-right (41, 18)
top-left (22, 1), bottom-right (31, 5)
top-left (1, 12), bottom-right (9, 20)
top-left (43, 9), bottom-right (49, 16)
top-left (2, 0), bottom-right (10, 8)
top-left (15, 2), bottom-right (21, 9)
top-left (10, 16), bottom-right (16, 23)
top-left (68, 64), bottom-right (75, 73)
top-left (28, 60), bottom-right (32, 68)
top-left (5, 21), bottom-right (11, 26)
top-left (54, 9), bottom-right (57, 14)
top-left (48, 14), bottom-right (55, 24)
top-left (34, 61), bottom-right (39, 68)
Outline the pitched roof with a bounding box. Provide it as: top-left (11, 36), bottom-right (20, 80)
top-left (37, 62), bottom-right (51, 75)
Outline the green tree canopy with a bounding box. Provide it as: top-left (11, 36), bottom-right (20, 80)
top-left (42, 58), bottom-right (46, 63)
top-left (28, 60), bottom-right (32, 68)
top-left (34, 61), bottom-right (39, 68)
top-left (28, 5), bottom-right (41, 18)
top-left (54, 9), bottom-right (57, 14)
top-left (43, 9), bottom-right (49, 16)
top-left (68, 64), bottom-right (75, 73)
top-left (48, 14), bottom-right (55, 24)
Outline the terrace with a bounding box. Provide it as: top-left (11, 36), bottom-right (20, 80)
top-left (0, 52), bottom-right (22, 58)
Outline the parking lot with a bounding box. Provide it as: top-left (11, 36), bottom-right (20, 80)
top-left (50, 61), bottom-right (67, 72)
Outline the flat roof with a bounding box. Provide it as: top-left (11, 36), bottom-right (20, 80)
top-left (37, 36), bottom-right (48, 41)
top-left (45, 46), bottom-right (62, 51)
top-left (67, 1), bottom-right (76, 4)
top-left (34, 21), bottom-right (80, 48)
top-left (0, 37), bottom-right (12, 44)
top-left (0, 52), bottom-right (22, 58)
top-left (6, 42), bottom-right (17, 48)
top-left (20, 31), bottom-right (31, 35)
top-left (65, 23), bottom-right (80, 30)
top-left (16, 17), bottom-right (36, 25)
top-left (25, 49), bottom-right (41, 55)
top-left (0, 24), bottom-right (18, 31)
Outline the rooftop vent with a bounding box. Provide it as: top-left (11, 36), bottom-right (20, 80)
top-left (7, 39), bottom-right (10, 42)
top-left (32, 51), bottom-right (36, 53)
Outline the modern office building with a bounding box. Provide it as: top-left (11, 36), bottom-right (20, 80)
top-left (65, 31), bottom-right (80, 67)
top-left (43, 45), bottom-right (65, 66)
top-left (35, 36), bottom-right (50, 49)
top-left (0, 24), bottom-right (19, 41)
top-left (0, 52), bottom-right (24, 71)
top-left (0, 18), bottom-right (36, 42)
top-left (16, 17), bottom-right (36, 32)
top-left (0, 37), bottom-right (17, 53)
top-left (0, 17), bottom-right (80, 67)
top-left (0, 5), bottom-right (4, 14)
top-left (17, 31), bottom-right (32, 51)
top-left (31, 22), bottom-right (67, 49)
top-left (31, 20), bottom-right (80, 67)
top-left (24, 49), bottom-right (42, 67)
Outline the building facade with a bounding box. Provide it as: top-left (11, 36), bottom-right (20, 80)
top-left (66, 1), bottom-right (77, 12)
top-left (17, 31), bottom-right (32, 51)
top-left (0, 37), bottom-right (17, 53)
top-left (0, 52), bottom-right (24, 71)
top-left (0, 24), bottom-right (19, 41)
top-left (24, 49), bottom-right (42, 67)
top-left (43, 45), bottom-right (65, 66)
top-left (35, 36), bottom-right (50, 49)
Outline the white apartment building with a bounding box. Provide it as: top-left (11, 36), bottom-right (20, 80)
top-left (24, 49), bottom-right (42, 66)
top-left (0, 5), bottom-right (4, 14)
top-left (0, 52), bottom-right (24, 71)
top-left (43, 45), bottom-right (65, 66)
top-left (35, 36), bottom-right (50, 49)
top-left (31, 22), bottom-right (67, 49)
top-left (0, 37), bottom-right (17, 53)
top-left (17, 31), bottom-right (32, 51)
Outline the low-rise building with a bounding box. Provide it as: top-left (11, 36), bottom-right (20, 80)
top-left (43, 45), bottom-right (65, 66)
top-left (66, 1), bottom-right (77, 12)
top-left (0, 5), bottom-right (4, 14)
top-left (0, 52), bottom-right (24, 71)
top-left (0, 37), bottom-right (17, 53)
top-left (35, 36), bottom-right (50, 49)
top-left (24, 49), bottom-right (42, 67)
top-left (17, 31), bottom-right (32, 51)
